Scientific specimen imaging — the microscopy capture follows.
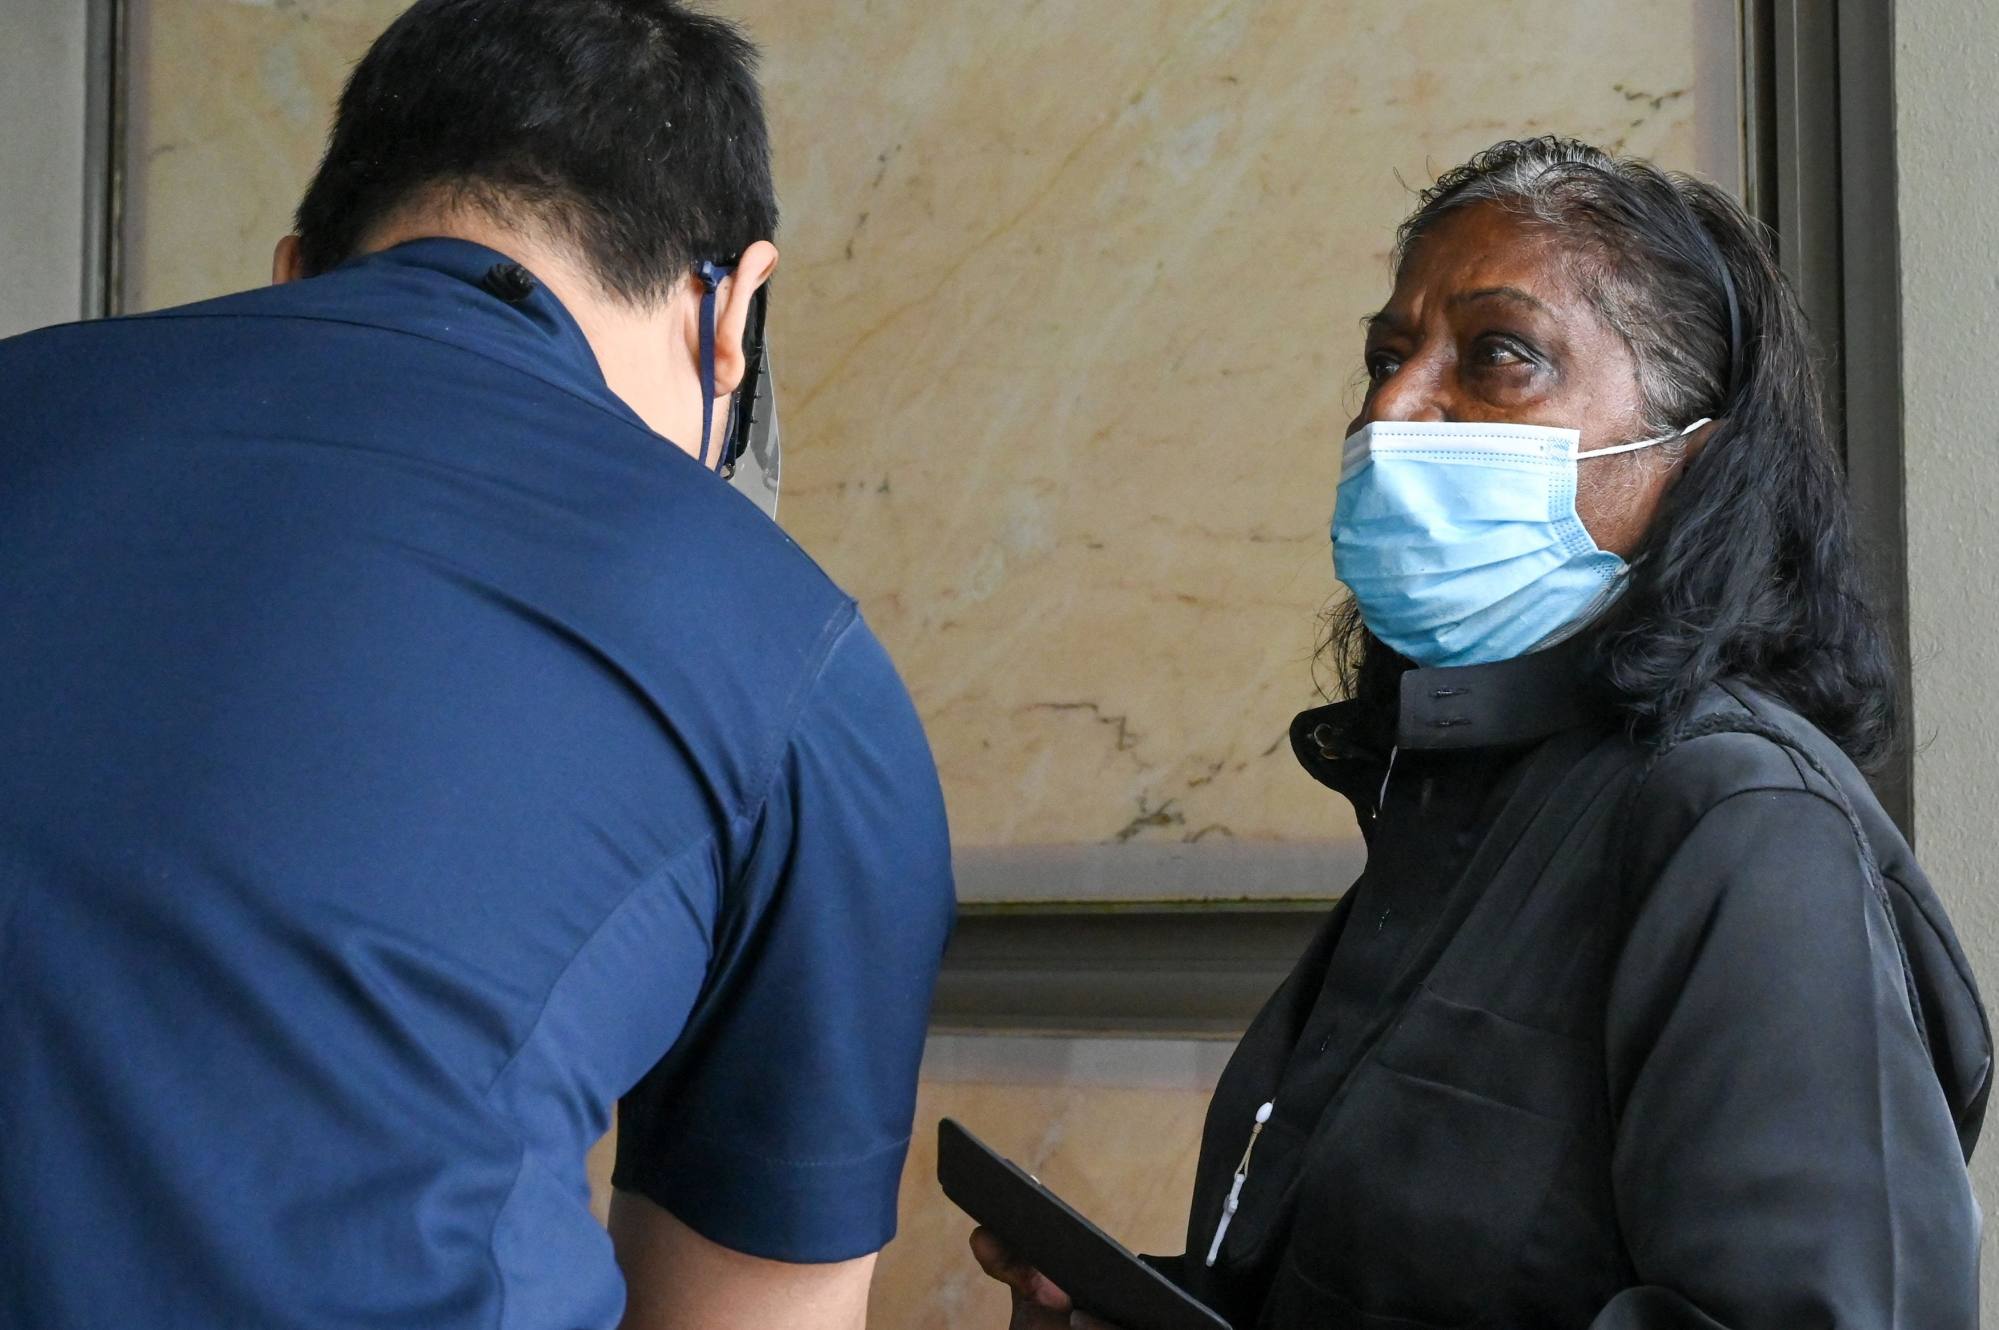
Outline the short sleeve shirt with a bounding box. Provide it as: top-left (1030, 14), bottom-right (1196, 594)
top-left (0, 240), bottom-right (956, 1330)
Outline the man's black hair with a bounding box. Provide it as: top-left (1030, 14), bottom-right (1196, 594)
top-left (294, 0), bottom-right (778, 303)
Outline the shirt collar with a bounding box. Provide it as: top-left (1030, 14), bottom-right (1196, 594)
top-left (333, 238), bottom-right (653, 437)
top-left (1291, 635), bottom-right (1607, 798)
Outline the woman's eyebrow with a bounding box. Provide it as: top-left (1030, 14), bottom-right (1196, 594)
top-left (1449, 285), bottom-right (1553, 315)
top-left (1367, 286), bottom-right (1551, 336)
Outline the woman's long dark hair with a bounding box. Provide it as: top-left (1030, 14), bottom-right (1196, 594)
top-left (1326, 136), bottom-right (1901, 769)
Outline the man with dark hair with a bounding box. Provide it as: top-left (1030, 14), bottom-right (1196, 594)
top-left (0, 3), bottom-right (953, 1328)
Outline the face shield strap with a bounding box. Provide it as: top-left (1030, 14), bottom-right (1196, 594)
top-left (694, 259), bottom-right (732, 472)
top-left (693, 257), bottom-right (780, 519)
top-left (720, 284), bottom-right (768, 479)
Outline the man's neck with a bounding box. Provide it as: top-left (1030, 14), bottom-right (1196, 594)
top-left (357, 210), bottom-right (704, 455)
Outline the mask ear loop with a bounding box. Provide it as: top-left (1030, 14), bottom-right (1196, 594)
top-left (1577, 416), bottom-right (1712, 459)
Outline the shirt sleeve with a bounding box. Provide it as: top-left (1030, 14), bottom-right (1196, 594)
top-left (1599, 786), bottom-right (1979, 1328)
top-left (611, 613), bottom-right (956, 1262)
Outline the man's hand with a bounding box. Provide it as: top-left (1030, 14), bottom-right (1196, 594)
top-left (609, 1189), bottom-right (875, 1330)
top-left (970, 1227), bottom-right (1124, 1330)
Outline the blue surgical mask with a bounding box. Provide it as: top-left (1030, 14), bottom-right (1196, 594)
top-left (1329, 417), bottom-right (1708, 668)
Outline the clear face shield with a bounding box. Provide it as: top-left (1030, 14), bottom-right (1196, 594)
top-left (719, 283), bottom-right (780, 519)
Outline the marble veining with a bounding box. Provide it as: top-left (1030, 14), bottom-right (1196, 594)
top-left (125, 0), bottom-right (1739, 860)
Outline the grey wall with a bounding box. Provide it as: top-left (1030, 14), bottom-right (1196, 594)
top-left (0, 0), bottom-right (90, 338)
top-left (1895, 0), bottom-right (1999, 1305)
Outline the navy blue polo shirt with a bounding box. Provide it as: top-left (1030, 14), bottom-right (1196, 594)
top-left (0, 240), bottom-right (956, 1330)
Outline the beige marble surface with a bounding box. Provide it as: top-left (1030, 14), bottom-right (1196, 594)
top-left (125, 0), bottom-right (1738, 864)
top-left (123, 0), bottom-right (410, 306)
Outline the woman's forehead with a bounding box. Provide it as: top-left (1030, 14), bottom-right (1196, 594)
top-left (1388, 202), bottom-right (1578, 311)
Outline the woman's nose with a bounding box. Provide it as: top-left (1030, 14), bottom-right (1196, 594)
top-left (1366, 363), bottom-right (1451, 425)
top-left (1345, 339), bottom-right (1460, 436)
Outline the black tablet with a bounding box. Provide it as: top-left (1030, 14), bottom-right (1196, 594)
top-left (936, 1118), bottom-right (1231, 1330)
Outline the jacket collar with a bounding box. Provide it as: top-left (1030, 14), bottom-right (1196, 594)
top-left (326, 238), bottom-right (655, 438)
top-left (1291, 635), bottom-right (1608, 803)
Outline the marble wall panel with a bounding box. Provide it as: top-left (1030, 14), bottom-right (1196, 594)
top-left (125, 0), bottom-right (1738, 876)
top-left (124, 0), bottom-right (409, 306)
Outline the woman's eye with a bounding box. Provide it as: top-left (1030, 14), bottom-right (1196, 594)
top-left (1472, 335), bottom-right (1534, 370)
top-left (1365, 351), bottom-right (1402, 384)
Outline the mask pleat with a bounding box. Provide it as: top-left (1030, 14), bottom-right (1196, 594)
top-left (1329, 420), bottom-right (1635, 667)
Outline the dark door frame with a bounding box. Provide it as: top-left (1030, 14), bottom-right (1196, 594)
top-left (83, 0), bottom-right (126, 319)
top-left (1745, 0), bottom-right (1912, 832)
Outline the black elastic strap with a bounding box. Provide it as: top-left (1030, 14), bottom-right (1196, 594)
top-left (1712, 250), bottom-right (1744, 404)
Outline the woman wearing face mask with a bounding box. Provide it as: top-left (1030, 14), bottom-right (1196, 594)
top-left (971, 136), bottom-right (1989, 1330)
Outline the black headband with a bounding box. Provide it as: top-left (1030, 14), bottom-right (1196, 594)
top-left (1701, 225), bottom-right (1744, 407)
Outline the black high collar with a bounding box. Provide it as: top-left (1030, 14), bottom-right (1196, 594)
top-left (1290, 636), bottom-right (1609, 807)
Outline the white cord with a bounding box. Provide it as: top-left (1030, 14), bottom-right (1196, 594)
top-left (1203, 1101), bottom-right (1273, 1267)
top-left (1377, 746), bottom-right (1399, 811)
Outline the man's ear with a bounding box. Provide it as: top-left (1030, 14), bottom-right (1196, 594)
top-left (706, 239), bottom-right (779, 396)
top-left (271, 235), bottom-right (307, 286)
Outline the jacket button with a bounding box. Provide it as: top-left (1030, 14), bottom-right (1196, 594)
top-left (481, 262), bottom-right (536, 303)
